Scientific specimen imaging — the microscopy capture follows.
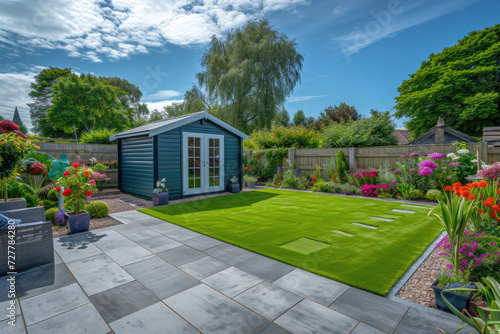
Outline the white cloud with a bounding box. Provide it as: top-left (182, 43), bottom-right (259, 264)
top-left (146, 90), bottom-right (183, 100)
top-left (145, 99), bottom-right (185, 112)
top-left (0, 0), bottom-right (309, 62)
top-left (333, 6), bottom-right (347, 16)
top-left (287, 95), bottom-right (325, 102)
top-left (0, 70), bottom-right (39, 131)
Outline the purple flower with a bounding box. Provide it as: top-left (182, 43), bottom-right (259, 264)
top-left (391, 181), bottom-right (397, 185)
top-left (409, 153), bottom-right (418, 158)
top-left (427, 152), bottom-right (444, 160)
top-left (400, 154), bottom-right (407, 158)
top-left (419, 159), bottom-right (438, 169)
top-left (441, 167), bottom-right (446, 170)
top-left (419, 167), bottom-right (433, 176)
top-left (448, 162), bottom-right (459, 167)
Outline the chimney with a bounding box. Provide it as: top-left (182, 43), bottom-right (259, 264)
top-left (435, 117), bottom-right (445, 144)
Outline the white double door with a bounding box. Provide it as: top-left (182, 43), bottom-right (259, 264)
top-left (183, 132), bottom-right (225, 195)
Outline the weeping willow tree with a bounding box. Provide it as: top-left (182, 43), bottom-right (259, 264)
top-left (196, 19), bottom-right (303, 133)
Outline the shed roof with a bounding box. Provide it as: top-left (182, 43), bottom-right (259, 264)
top-left (110, 110), bottom-right (248, 141)
top-left (392, 129), bottom-right (412, 145)
top-left (408, 117), bottom-right (479, 145)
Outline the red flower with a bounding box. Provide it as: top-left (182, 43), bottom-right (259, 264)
top-left (62, 189), bottom-right (72, 196)
top-left (483, 197), bottom-right (494, 207)
top-left (72, 163), bottom-right (80, 168)
top-left (311, 177), bottom-right (317, 182)
top-left (85, 190), bottom-right (93, 197)
top-left (39, 204), bottom-right (44, 207)
top-left (445, 186), bottom-right (452, 192)
top-left (67, 183), bottom-right (70, 186)
top-left (467, 195), bottom-right (476, 201)
top-left (84, 171), bottom-right (89, 176)
top-left (55, 187), bottom-right (61, 192)
top-left (277, 180), bottom-right (281, 184)
top-left (63, 171), bottom-right (70, 177)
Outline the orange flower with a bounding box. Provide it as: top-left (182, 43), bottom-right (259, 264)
top-left (493, 204), bottom-right (500, 212)
top-left (483, 197), bottom-right (494, 207)
top-left (445, 186), bottom-right (452, 191)
top-left (460, 188), bottom-right (470, 198)
top-left (478, 180), bottom-right (488, 188)
top-left (467, 195), bottom-right (476, 201)
top-left (470, 181), bottom-right (479, 188)
top-left (497, 188), bottom-right (500, 195)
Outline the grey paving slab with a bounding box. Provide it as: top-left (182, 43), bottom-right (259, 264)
top-left (273, 269), bottom-right (349, 306)
top-left (350, 323), bottom-right (385, 334)
top-left (110, 211), bottom-right (154, 224)
top-left (65, 253), bottom-right (135, 296)
top-left (157, 245), bottom-right (205, 266)
top-left (112, 222), bottom-right (145, 234)
top-left (203, 243), bottom-right (255, 265)
top-left (89, 280), bottom-right (159, 323)
top-left (234, 281), bottom-right (303, 321)
top-left (26, 303), bottom-right (110, 334)
top-left (116, 227), bottom-right (163, 242)
top-left (164, 228), bottom-right (203, 242)
top-left (109, 302), bottom-right (198, 334)
top-left (202, 266), bottom-right (262, 297)
top-left (166, 284), bottom-right (271, 333)
top-left (178, 255), bottom-right (230, 280)
top-left (275, 299), bottom-right (358, 334)
top-left (352, 222), bottom-right (378, 229)
top-left (20, 283), bottom-right (89, 326)
top-left (123, 256), bottom-right (200, 300)
top-left (329, 288), bottom-right (409, 333)
top-left (0, 276), bottom-right (21, 319)
top-left (234, 254), bottom-right (296, 282)
top-left (53, 252), bottom-right (62, 265)
top-left (0, 319), bottom-right (26, 334)
top-left (135, 235), bottom-right (183, 253)
top-left (259, 323), bottom-right (291, 334)
top-left (54, 234), bottom-right (103, 263)
top-left (370, 216), bottom-right (394, 222)
top-left (394, 307), bottom-right (470, 334)
top-left (16, 263), bottom-right (75, 300)
top-left (90, 229), bottom-right (153, 266)
top-left (147, 221), bottom-right (183, 234)
top-left (392, 209), bottom-right (416, 214)
top-left (183, 235), bottom-right (223, 251)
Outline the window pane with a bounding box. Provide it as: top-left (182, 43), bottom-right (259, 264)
top-left (214, 139), bottom-right (220, 147)
top-left (195, 148), bottom-right (200, 157)
top-left (195, 138), bottom-right (200, 146)
top-left (189, 179), bottom-right (194, 188)
top-left (209, 138), bottom-right (214, 147)
top-left (214, 177), bottom-right (220, 186)
top-left (189, 158), bottom-right (194, 167)
top-left (214, 157), bottom-right (219, 167)
top-left (213, 167), bottom-right (219, 177)
top-left (188, 148), bottom-right (194, 157)
top-left (188, 137), bottom-right (194, 146)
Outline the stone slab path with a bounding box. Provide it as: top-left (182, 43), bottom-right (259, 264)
top-left (1, 210), bottom-right (470, 334)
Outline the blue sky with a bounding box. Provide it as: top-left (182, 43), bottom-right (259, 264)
top-left (0, 0), bottom-right (497, 131)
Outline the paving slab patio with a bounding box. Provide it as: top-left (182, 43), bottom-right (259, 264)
top-left (1, 210), bottom-right (471, 334)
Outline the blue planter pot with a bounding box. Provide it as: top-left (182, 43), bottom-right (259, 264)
top-left (153, 192), bottom-right (169, 206)
top-left (64, 211), bottom-right (91, 234)
top-left (229, 184), bottom-right (240, 193)
top-left (432, 280), bottom-right (474, 313)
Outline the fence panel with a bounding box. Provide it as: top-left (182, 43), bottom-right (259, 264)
top-left (34, 142), bottom-right (118, 165)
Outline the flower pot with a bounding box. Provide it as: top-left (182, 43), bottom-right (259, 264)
top-left (64, 211), bottom-right (91, 234)
top-left (55, 209), bottom-right (67, 226)
top-left (229, 184), bottom-right (240, 193)
top-left (153, 191), bottom-right (169, 206)
top-left (432, 279), bottom-right (474, 313)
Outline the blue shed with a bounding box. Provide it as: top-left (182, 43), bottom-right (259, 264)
top-left (110, 110), bottom-right (248, 199)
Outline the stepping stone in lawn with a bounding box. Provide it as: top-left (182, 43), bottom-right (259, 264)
top-left (401, 204), bottom-right (431, 210)
top-left (352, 222), bottom-right (378, 230)
top-left (280, 238), bottom-right (330, 255)
top-left (392, 209), bottom-right (416, 214)
top-left (331, 230), bottom-right (355, 237)
top-left (370, 217), bottom-right (394, 222)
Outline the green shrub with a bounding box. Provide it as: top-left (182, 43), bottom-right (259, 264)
top-left (409, 189), bottom-right (424, 200)
top-left (311, 180), bottom-right (333, 193)
top-left (333, 182), bottom-right (361, 195)
top-left (336, 150), bottom-right (349, 183)
top-left (6, 180), bottom-right (38, 207)
top-left (265, 182), bottom-right (279, 187)
top-left (47, 188), bottom-right (59, 202)
top-left (377, 192), bottom-right (393, 199)
top-left (245, 125), bottom-right (321, 150)
top-left (425, 189), bottom-right (443, 202)
top-left (260, 148), bottom-right (288, 180)
top-left (243, 175), bottom-right (258, 182)
top-left (92, 163), bottom-right (108, 174)
top-left (80, 129), bottom-right (116, 145)
top-left (41, 200), bottom-right (58, 210)
top-left (36, 184), bottom-right (54, 200)
top-left (85, 200), bottom-right (109, 218)
top-left (45, 207), bottom-right (59, 223)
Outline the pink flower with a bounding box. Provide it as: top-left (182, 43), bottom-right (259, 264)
top-left (409, 153), bottom-right (418, 158)
top-left (89, 180), bottom-right (96, 185)
top-left (419, 167), bottom-right (433, 176)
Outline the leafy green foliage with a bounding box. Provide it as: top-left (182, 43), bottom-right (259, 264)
top-left (36, 184), bottom-right (54, 200)
top-left (85, 200), bottom-right (110, 218)
top-left (397, 183), bottom-right (415, 200)
top-left (6, 180), bottom-right (38, 207)
top-left (80, 129), bottom-right (116, 144)
top-left (47, 188), bottom-right (59, 202)
top-left (336, 150), bottom-right (348, 182)
top-left (45, 207), bottom-right (59, 223)
top-left (322, 110), bottom-right (397, 148)
top-left (313, 102), bottom-right (359, 130)
top-left (395, 24), bottom-right (500, 137)
top-left (293, 110), bottom-right (306, 126)
top-left (425, 189), bottom-right (443, 202)
top-left (197, 19), bottom-right (303, 133)
top-left (274, 107), bottom-right (290, 126)
top-left (260, 148), bottom-right (288, 180)
top-left (245, 125), bottom-right (320, 150)
top-left (92, 163), bottom-right (108, 174)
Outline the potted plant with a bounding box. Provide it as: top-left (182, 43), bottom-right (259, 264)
top-left (56, 162), bottom-right (97, 234)
top-left (431, 272), bottom-right (475, 313)
top-left (93, 172), bottom-right (109, 191)
top-left (243, 175), bottom-right (257, 189)
top-left (153, 178), bottom-right (169, 206)
top-left (228, 176), bottom-right (240, 193)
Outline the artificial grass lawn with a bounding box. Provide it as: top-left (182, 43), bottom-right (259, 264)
top-left (139, 189), bottom-right (442, 295)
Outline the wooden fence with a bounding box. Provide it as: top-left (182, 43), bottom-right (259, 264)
top-left (34, 142), bottom-right (118, 188)
top-left (244, 142), bottom-right (497, 176)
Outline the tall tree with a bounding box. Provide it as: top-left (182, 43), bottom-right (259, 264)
top-left (293, 110), bottom-right (306, 126)
top-left (395, 24), bottom-right (500, 137)
top-left (197, 19), bottom-right (303, 133)
top-left (313, 102), bottom-right (359, 130)
top-left (274, 107), bottom-right (290, 126)
top-left (27, 67), bottom-right (72, 137)
top-left (47, 74), bottom-right (128, 136)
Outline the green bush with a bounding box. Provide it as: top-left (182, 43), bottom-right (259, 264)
top-left (336, 150), bottom-right (349, 183)
top-left (425, 189), bottom-right (443, 202)
top-left (92, 163), bottom-right (108, 174)
top-left (6, 180), bottom-right (38, 207)
top-left (377, 192), bottom-right (393, 199)
top-left (36, 184), bottom-right (54, 200)
top-left (265, 182), bottom-right (279, 187)
top-left (260, 148), bottom-right (288, 180)
top-left (47, 188), bottom-right (59, 202)
top-left (45, 207), bottom-right (59, 223)
top-left (80, 129), bottom-right (116, 145)
top-left (409, 189), bottom-right (424, 200)
top-left (311, 180), bottom-right (333, 193)
top-left (41, 200), bottom-right (58, 210)
top-left (332, 182), bottom-right (361, 195)
top-left (85, 200), bottom-right (109, 218)
top-left (245, 125), bottom-right (321, 150)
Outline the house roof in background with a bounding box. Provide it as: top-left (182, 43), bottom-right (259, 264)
top-left (408, 118), bottom-right (479, 145)
top-left (110, 110), bottom-right (248, 140)
top-left (392, 129), bottom-right (412, 145)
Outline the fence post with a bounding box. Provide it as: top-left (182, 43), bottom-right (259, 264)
top-left (288, 149), bottom-right (296, 168)
top-left (348, 147), bottom-right (356, 167)
top-left (480, 141), bottom-right (488, 164)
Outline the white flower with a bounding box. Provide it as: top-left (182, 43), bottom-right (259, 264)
top-left (457, 149), bottom-right (469, 154)
top-left (446, 153), bottom-right (456, 158)
top-left (452, 156), bottom-right (460, 160)
top-left (161, 178), bottom-right (166, 182)
top-left (471, 159), bottom-right (478, 163)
